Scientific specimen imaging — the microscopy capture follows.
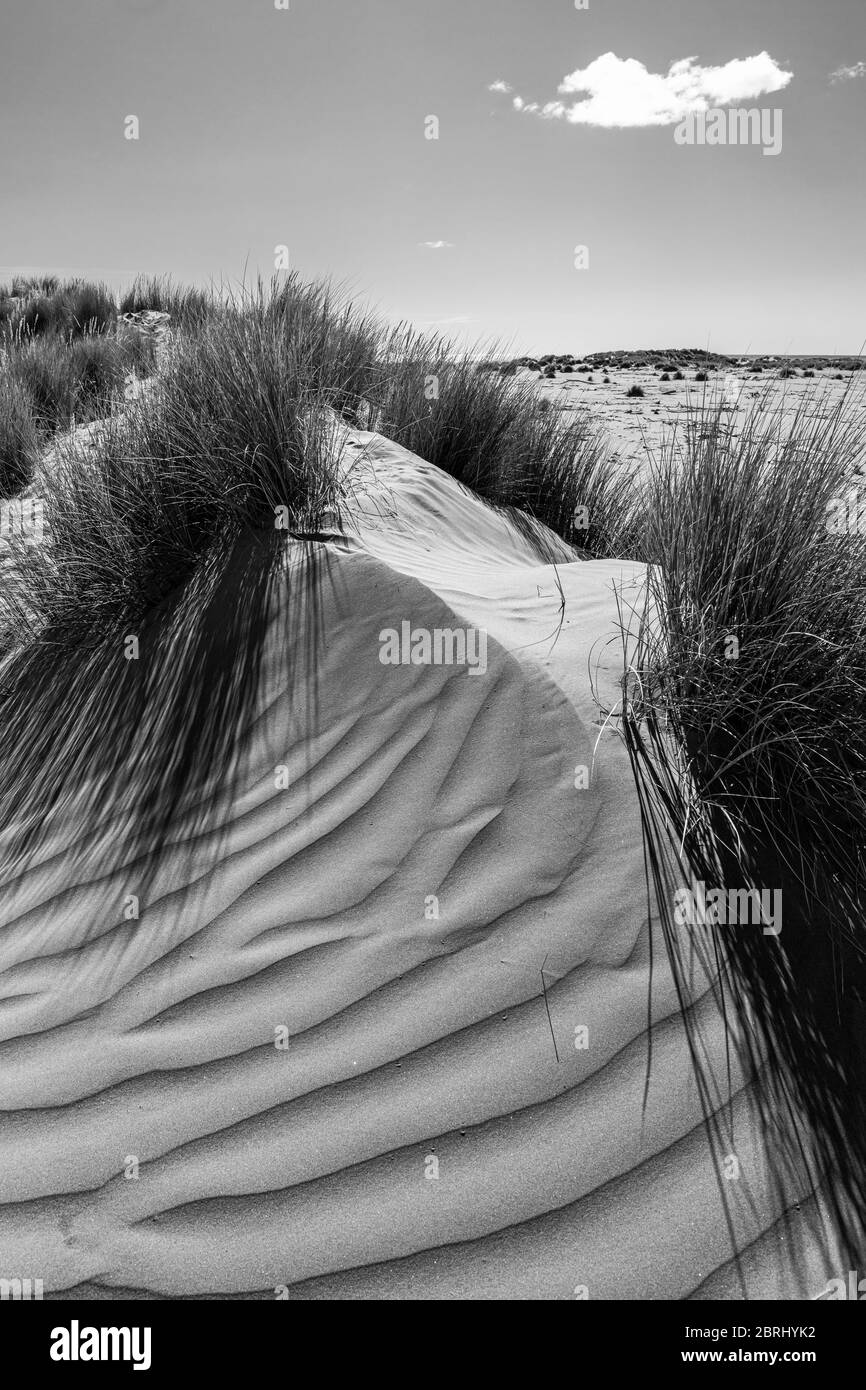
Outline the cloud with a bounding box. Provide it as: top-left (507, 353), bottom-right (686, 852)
top-left (493, 51), bottom-right (794, 128)
top-left (419, 240), bottom-right (455, 250)
top-left (830, 61), bottom-right (866, 83)
top-left (488, 80), bottom-right (512, 94)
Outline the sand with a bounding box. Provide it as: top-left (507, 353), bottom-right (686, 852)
top-left (532, 367), bottom-right (865, 472)
top-left (0, 427), bottom-right (844, 1299)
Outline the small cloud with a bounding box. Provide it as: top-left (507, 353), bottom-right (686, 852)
top-left (830, 61), bottom-right (866, 83)
top-left (493, 51), bottom-right (793, 128)
top-left (419, 240), bottom-right (455, 250)
top-left (488, 79), bottom-right (512, 94)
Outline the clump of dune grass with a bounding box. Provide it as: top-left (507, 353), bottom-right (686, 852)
top-left (263, 275), bottom-right (388, 423)
top-left (0, 292), bottom-right (17, 333)
top-left (5, 329), bottom-right (128, 436)
top-left (363, 325), bottom-right (637, 556)
top-left (64, 280), bottom-right (116, 335)
top-left (619, 383), bottom-right (866, 1258)
top-left (0, 280), bottom-right (349, 889)
top-left (7, 336), bottom-right (77, 433)
top-left (626, 384), bottom-right (644, 398)
top-left (10, 273), bottom-right (60, 297)
top-left (9, 293), bottom-right (66, 339)
top-left (0, 376), bottom-right (40, 496)
top-left (2, 287), bottom-right (345, 645)
top-left (69, 334), bottom-right (129, 416)
top-left (12, 279), bottom-right (116, 339)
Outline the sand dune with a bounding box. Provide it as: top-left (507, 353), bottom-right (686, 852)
top-left (0, 429), bottom-right (839, 1299)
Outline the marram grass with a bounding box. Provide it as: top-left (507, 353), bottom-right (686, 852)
top-left (0, 275), bottom-right (864, 1275)
top-left (617, 385), bottom-right (866, 1265)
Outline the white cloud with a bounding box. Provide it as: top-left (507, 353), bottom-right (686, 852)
top-left (419, 240), bottom-right (455, 250)
top-left (488, 79), bottom-right (512, 93)
top-left (830, 61), bottom-right (866, 83)
top-left (493, 51), bottom-right (794, 128)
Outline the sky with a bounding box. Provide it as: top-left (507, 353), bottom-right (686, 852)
top-left (0, 0), bottom-right (864, 354)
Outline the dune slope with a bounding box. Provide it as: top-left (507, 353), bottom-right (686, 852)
top-left (0, 429), bottom-right (837, 1299)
